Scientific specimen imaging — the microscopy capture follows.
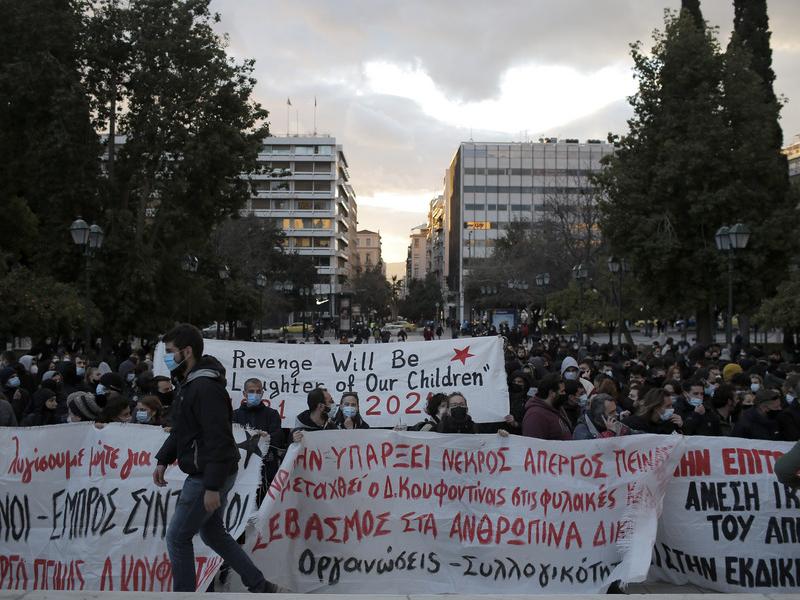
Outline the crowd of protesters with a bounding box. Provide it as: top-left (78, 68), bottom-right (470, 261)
top-left (3, 324), bottom-right (800, 593)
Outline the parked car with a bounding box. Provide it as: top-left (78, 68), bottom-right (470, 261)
top-left (282, 322), bottom-right (308, 334)
top-left (384, 320), bottom-right (416, 333)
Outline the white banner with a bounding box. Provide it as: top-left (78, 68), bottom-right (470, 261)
top-left (246, 431), bottom-right (684, 594)
top-left (650, 436), bottom-right (800, 592)
top-left (203, 337), bottom-right (509, 427)
top-left (0, 423), bottom-right (261, 592)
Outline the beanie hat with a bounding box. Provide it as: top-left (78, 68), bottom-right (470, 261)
top-left (722, 363), bottom-right (743, 383)
top-left (67, 391), bottom-right (102, 421)
top-left (755, 389), bottom-right (779, 405)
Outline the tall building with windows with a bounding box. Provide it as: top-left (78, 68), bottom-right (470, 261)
top-left (444, 139), bottom-right (615, 321)
top-left (426, 195), bottom-right (446, 293)
top-left (355, 229), bottom-right (384, 274)
top-left (244, 136), bottom-right (357, 317)
top-left (405, 224), bottom-right (429, 285)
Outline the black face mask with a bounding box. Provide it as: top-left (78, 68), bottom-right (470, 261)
top-left (509, 383), bottom-right (525, 394)
top-left (450, 406), bottom-right (468, 421)
top-left (157, 390), bottom-right (174, 406)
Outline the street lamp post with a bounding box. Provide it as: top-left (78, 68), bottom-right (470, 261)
top-left (715, 223), bottom-right (751, 346)
top-left (218, 265), bottom-right (230, 339)
top-left (535, 272), bottom-right (550, 334)
top-left (298, 286), bottom-right (312, 339)
top-left (70, 218), bottom-right (104, 352)
top-left (572, 264), bottom-right (588, 346)
top-left (607, 256), bottom-right (630, 346)
top-left (181, 254), bottom-right (199, 324)
top-left (255, 272), bottom-right (267, 340)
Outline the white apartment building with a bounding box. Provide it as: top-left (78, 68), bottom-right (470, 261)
top-left (244, 136), bottom-right (357, 318)
top-left (355, 229), bottom-right (384, 274)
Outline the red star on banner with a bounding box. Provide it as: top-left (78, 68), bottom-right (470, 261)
top-left (451, 346), bottom-right (475, 365)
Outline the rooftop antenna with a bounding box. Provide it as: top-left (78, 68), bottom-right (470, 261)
top-left (469, 128), bottom-right (473, 142)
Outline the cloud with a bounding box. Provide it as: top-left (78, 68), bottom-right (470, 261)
top-left (210, 0), bottom-right (800, 268)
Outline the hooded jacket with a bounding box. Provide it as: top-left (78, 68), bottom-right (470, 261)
top-left (521, 397), bottom-right (572, 440)
top-left (155, 356), bottom-right (240, 491)
top-left (21, 390), bottom-right (62, 427)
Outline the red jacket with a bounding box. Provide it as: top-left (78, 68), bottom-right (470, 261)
top-left (521, 397), bottom-right (573, 440)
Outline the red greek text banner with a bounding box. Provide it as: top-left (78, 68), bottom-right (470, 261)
top-left (247, 430), bottom-right (683, 593)
top-left (0, 423), bottom-right (261, 592)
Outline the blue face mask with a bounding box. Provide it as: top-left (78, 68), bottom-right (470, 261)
top-left (787, 394), bottom-right (796, 405)
top-left (660, 408), bottom-right (675, 422)
top-left (578, 394), bottom-right (589, 408)
top-left (246, 393), bottom-right (262, 407)
top-left (164, 352), bottom-right (184, 372)
top-left (96, 383), bottom-right (107, 396)
top-left (7, 376), bottom-right (20, 388)
top-left (705, 386), bottom-right (715, 397)
top-left (76, 367), bottom-right (85, 377)
top-left (342, 405), bottom-right (358, 418)
top-left (689, 397), bottom-right (703, 407)
top-left (135, 410), bottom-right (151, 424)
top-left (126, 372), bottom-right (135, 383)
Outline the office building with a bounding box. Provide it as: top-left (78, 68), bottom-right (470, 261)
top-left (405, 224), bottom-right (429, 285)
top-left (443, 139), bottom-right (615, 321)
top-left (244, 135), bottom-right (357, 318)
top-left (426, 195), bottom-right (446, 294)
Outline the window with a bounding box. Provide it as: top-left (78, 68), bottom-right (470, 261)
top-left (272, 199), bottom-right (288, 209)
top-left (270, 181), bottom-right (289, 191)
top-left (282, 218), bottom-right (304, 229)
top-left (314, 200), bottom-right (329, 209)
top-left (297, 200), bottom-right (313, 210)
top-left (295, 146), bottom-right (314, 155)
top-left (314, 237), bottom-right (331, 248)
top-left (295, 180), bottom-right (313, 191)
top-left (294, 162), bottom-right (313, 172)
top-left (251, 199), bottom-right (270, 209)
top-left (264, 145), bottom-right (290, 155)
top-left (317, 146), bottom-right (333, 155)
top-left (310, 218), bottom-right (331, 229)
top-left (313, 181), bottom-right (331, 192)
top-left (294, 237), bottom-right (312, 248)
top-left (314, 162), bottom-right (332, 174)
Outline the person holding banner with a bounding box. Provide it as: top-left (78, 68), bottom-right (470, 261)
top-left (292, 387), bottom-right (336, 442)
top-left (153, 324), bottom-right (273, 593)
top-left (330, 392), bottom-right (370, 430)
top-left (233, 377), bottom-right (284, 491)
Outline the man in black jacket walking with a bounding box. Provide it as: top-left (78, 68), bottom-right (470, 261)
top-left (153, 324), bottom-right (270, 592)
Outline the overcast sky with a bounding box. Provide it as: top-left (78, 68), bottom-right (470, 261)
top-left (211, 0), bottom-right (800, 266)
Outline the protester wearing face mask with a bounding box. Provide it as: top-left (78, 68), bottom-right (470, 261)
top-left (560, 379), bottom-right (584, 430)
top-left (522, 373), bottom-right (573, 440)
top-left (21, 389), bottom-right (62, 426)
top-left (778, 376), bottom-right (800, 441)
top-left (233, 378), bottom-right (284, 487)
top-left (332, 392), bottom-right (370, 430)
top-left (436, 393), bottom-right (479, 434)
top-left (560, 356), bottom-right (594, 396)
top-left (503, 372), bottom-right (531, 433)
top-left (96, 372), bottom-right (125, 408)
top-left (152, 324), bottom-right (273, 593)
top-left (747, 373), bottom-right (765, 394)
top-left (573, 394), bottom-right (631, 440)
top-left (292, 388), bottom-right (336, 442)
top-left (0, 365), bottom-right (28, 421)
top-left (135, 395), bottom-right (164, 426)
top-left (413, 393), bottom-right (448, 432)
top-left (732, 389), bottom-right (782, 441)
top-left (623, 389), bottom-right (683, 434)
top-left (675, 379), bottom-right (719, 436)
